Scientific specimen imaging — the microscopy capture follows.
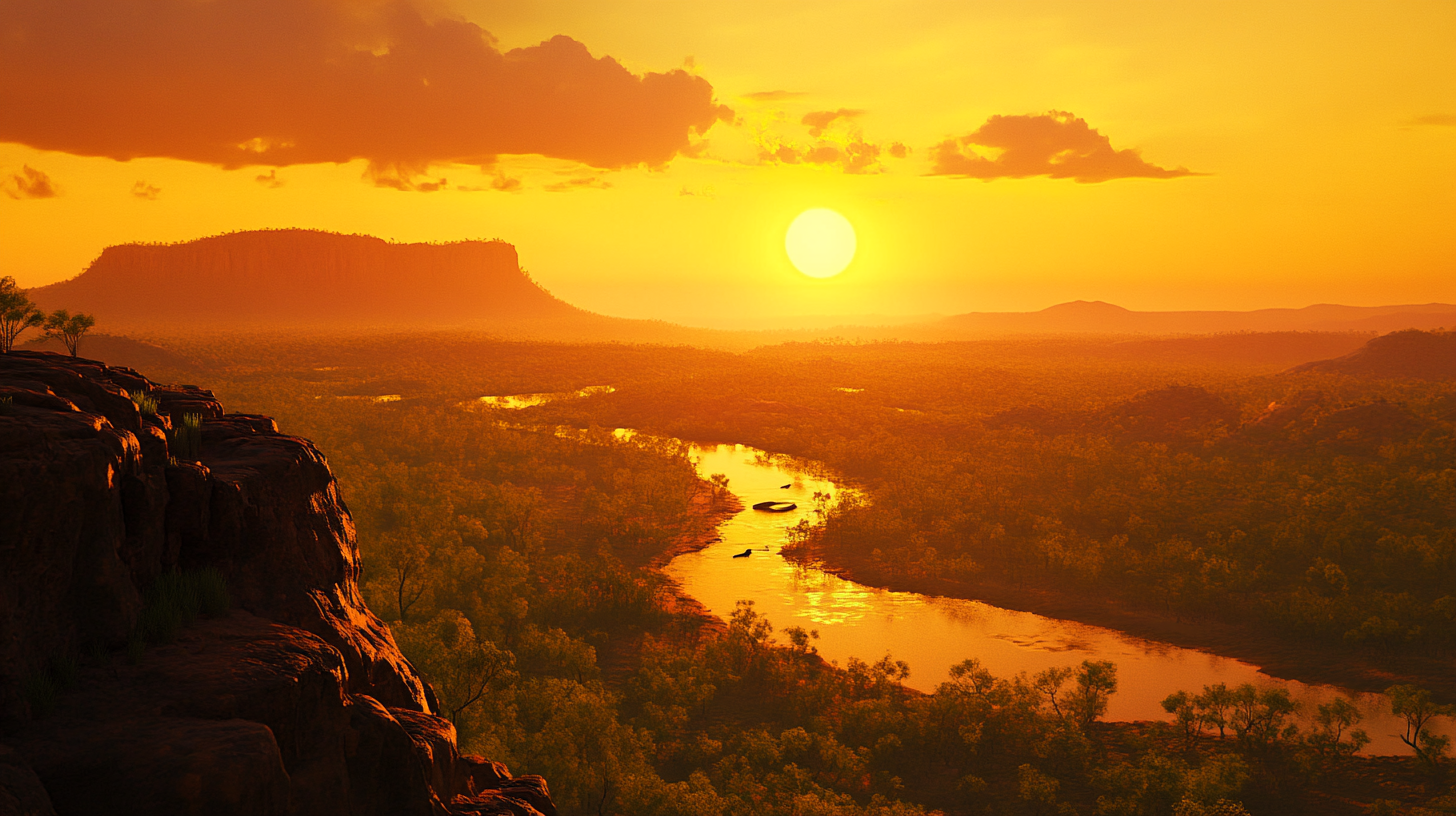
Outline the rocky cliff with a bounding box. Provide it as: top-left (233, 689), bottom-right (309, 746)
top-left (29, 229), bottom-right (583, 327)
top-left (0, 351), bottom-right (556, 816)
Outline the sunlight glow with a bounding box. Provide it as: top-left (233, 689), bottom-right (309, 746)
top-left (785, 208), bottom-right (857, 278)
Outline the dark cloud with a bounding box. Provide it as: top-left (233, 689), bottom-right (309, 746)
top-left (0, 0), bottom-right (731, 180)
top-left (929, 111), bottom-right (1197, 183)
top-left (802, 108), bottom-right (864, 137)
top-left (255, 170), bottom-right (285, 188)
top-left (3, 166), bottom-right (57, 199)
top-left (131, 181), bottom-right (161, 200)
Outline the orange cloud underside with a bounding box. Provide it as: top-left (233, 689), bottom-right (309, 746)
top-left (0, 0), bottom-right (728, 174)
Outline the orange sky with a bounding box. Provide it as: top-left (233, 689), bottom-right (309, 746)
top-left (2, 0), bottom-right (1453, 325)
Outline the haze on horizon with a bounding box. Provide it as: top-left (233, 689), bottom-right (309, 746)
top-left (1, 0), bottom-right (1453, 326)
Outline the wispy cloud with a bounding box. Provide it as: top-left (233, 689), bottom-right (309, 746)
top-left (131, 181), bottom-right (161, 200)
top-left (255, 169), bottom-right (285, 189)
top-left (1406, 113), bottom-right (1456, 127)
top-left (802, 109), bottom-right (864, 137)
top-left (743, 90), bottom-right (806, 102)
top-left (3, 165), bottom-right (58, 199)
top-left (753, 107), bottom-right (904, 175)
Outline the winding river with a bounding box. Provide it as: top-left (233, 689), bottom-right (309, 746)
top-left (665, 442), bottom-right (1447, 756)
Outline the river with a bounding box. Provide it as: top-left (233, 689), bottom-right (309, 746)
top-left (664, 441), bottom-right (1446, 756)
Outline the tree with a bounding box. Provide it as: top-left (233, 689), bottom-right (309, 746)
top-left (1387, 684), bottom-right (1453, 769)
top-left (0, 276), bottom-right (44, 353)
top-left (1307, 698), bottom-right (1370, 766)
top-left (43, 309), bottom-right (96, 357)
top-left (395, 610), bottom-right (514, 724)
top-left (1067, 660), bottom-right (1118, 726)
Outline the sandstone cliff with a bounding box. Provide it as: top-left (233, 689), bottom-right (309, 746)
top-left (29, 229), bottom-right (582, 326)
top-left (0, 351), bottom-right (556, 816)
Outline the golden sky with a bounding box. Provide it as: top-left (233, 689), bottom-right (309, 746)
top-left (2, 0), bottom-right (1453, 325)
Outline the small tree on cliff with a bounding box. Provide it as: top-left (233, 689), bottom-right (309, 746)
top-left (0, 276), bottom-right (45, 353)
top-left (44, 309), bottom-right (96, 358)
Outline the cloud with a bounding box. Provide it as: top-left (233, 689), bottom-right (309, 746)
top-left (743, 90), bottom-right (806, 101)
top-left (0, 0), bottom-right (731, 180)
top-left (255, 170), bottom-right (285, 189)
top-left (3, 166), bottom-right (57, 199)
top-left (929, 111), bottom-right (1197, 183)
top-left (802, 109), bottom-right (864, 137)
top-left (543, 175), bottom-right (612, 192)
top-left (367, 163), bottom-right (449, 192)
top-left (1407, 114), bottom-right (1456, 127)
top-left (131, 181), bottom-right (161, 200)
top-left (456, 171), bottom-right (521, 192)
top-left (754, 107), bottom-right (904, 175)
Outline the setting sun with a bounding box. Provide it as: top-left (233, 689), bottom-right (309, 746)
top-left (785, 208), bottom-right (857, 279)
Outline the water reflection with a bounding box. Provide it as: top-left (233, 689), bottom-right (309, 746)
top-left (480, 385), bottom-right (614, 409)
top-left (666, 442), bottom-right (1448, 756)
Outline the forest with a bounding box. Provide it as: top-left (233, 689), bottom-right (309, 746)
top-left (135, 329), bottom-right (1456, 816)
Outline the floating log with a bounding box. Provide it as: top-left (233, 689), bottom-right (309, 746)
top-left (732, 549), bottom-right (753, 558)
top-left (752, 501), bottom-right (797, 512)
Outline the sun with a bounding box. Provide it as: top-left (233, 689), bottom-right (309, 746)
top-left (785, 208), bottom-right (856, 278)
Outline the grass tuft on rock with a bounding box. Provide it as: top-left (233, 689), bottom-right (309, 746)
top-left (136, 568), bottom-right (231, 645)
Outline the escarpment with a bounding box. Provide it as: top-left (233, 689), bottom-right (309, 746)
top-left (0, 351), bottom-right (556, 816)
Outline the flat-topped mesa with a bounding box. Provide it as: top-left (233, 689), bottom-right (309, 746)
top-left (0, 350), bottom-right (556, 816)
top-left (28, 228), bottom-right (584, 326)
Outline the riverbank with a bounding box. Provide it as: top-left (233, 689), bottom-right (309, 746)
top-left (783, 540), bottom-right (1456, 705)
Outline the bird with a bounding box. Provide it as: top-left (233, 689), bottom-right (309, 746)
top-left (732, 549), bottom-right (752, 558)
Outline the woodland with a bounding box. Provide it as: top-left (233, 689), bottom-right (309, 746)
top-left (126, 329), bottom-right (1456, 816)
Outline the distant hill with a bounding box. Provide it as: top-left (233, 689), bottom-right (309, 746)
top-left (19, 333), bottom-right (195, 374)
top-left (936, 300), bottom-right (1456, 335)
top-left (1291, 329), bottom-right (1456, 380)
top-left (30, 229), bottom-right (583, 326)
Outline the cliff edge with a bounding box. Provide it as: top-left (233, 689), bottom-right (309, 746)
top-left (0, 351), bottom-right (555, 816)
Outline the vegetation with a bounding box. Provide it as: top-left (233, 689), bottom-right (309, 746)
top-left (43, 308), bottom-right (96, 357)
top-left (129, 390), bottom-right (160, 416)
top-left (135, 568), bottom-right (232, 645)
top-left (0, 275), bottom-right (45, 352)
top-left (169, 412), bottom-right (203, 463)
top-left (123, 332), bottom-right (1456, 814)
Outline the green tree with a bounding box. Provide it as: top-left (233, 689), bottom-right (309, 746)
top-left (0, 276), bottom-right (44, 353)
top-left (43, 309), bottom-right (96, 357)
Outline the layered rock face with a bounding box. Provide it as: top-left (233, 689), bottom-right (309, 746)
top-left (0, 351), bottom-right (555, 816)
